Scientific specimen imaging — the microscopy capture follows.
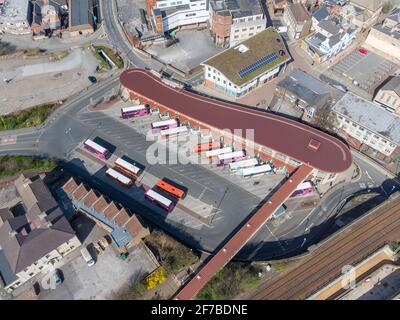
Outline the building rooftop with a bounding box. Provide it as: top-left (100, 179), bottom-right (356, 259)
top-left (69, 0), bottom-right (93, 27)
top-left (121, 68), bottom-right (353, 173)
top-left (378, 76), bottom-right (400, 96)
top-left (202, 28), bottom-right (290, 86)
top-left (313, 6), bottom-right (330, 22)
top-left (0, 175), bottom-right (76, 277)
top-left (210, 0), bottom-right (264, 18)
top-left (288, 3), bottom-right (311, 22)
top-left (333, 92), bottom-right (400, 144)
top-left (318, 19), bottom-right (341, 35)
top-left (350, 0), bottom-right (383, 12)
top-left (0, 0), bottom-right (28, 22)
top-left (277, 68), bottom-right (331, 106)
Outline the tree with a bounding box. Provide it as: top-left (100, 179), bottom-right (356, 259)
top-left (145, 267), bottom-right (167, 289)
top-left (310, 106), bottom-right (337, 133)
top-left (383, 1), bottom-right (394, 14)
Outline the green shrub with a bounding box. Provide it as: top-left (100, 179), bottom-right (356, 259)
top-left (0, 156), bottom-right (57, 177)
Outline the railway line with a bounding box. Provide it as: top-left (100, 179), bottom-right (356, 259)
top-left (249, 194), bottom-right (400, 300)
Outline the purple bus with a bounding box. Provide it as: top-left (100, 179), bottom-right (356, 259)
top-left (83, 139), bottom-right (110, 160)
top-left (144, 188), bottom-right (175, 213)
top-left (217, 150), bottom-right (246, 166)
top-left (290, 181), bottom-right (314, 198)
top-left (120, 104), bottom-right (149, 119)
top-left (150, 119), bottom-right (178, 133)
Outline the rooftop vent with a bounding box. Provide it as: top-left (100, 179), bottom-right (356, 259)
top-left (235, 44), bottom-right (249, 53)
top-left (308, 138), bottom-right (321, 151)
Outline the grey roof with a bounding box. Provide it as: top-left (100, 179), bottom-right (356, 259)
top-left (332, 92), bottom-right (400, 144)
top-left (0, 250), bottom-right (17, 287)
top-left (277, 68), bottom-right (330, 105)
top-left (210, 0), bottom-right (264, 18)
top-left (313, 6), bottom-right (329, 22)
top-left (69, 0), bottom-right (93, 27)
top-left (317, 19), bottom-right (341, 35)
top-left (387, 8), bottom-right (400, 23)
top-left (379, 76), bottom-right (400, 96)
top-left (0, 175), bottom-right (76, 275)
top-left (350, 0), bottom-right (383, 12)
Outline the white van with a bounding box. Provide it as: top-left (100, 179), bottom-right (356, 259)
top-left (80, 247), bottom-right (95, 267)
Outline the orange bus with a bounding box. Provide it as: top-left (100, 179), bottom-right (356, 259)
top-left (155, 180), bottom-right (186, 200)
top-left (193, 141), bottom-right (221, 154)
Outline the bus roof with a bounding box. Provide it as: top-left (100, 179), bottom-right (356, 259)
top-left (229, 158), bottom-right (259, 170)
top-left (205, 147), bottom-right (232, 158)
top-left (115, 158), bottom-right (141, 174)
top-left (160, 126), bottom-right (188, 136)
top-left (151, 119), bottom-right (177, 128)
top-left (295, 181), bottom-right (313, 191)
top-left (217, 150), bottom-right (245, 161)
top-left (84, 139), bottom-right (108, 154)
top-left (242, 164), bottom-right (272, 176)
top-left (121, 104), bottom-right (147, 113)
top-left (106, 168), bottom-right (132, 185)
top-left (145, 189), bottom-right (173, 207)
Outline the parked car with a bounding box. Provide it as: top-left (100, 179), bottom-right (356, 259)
top-left (88, 76), bottom-right (97, 84)
top-left (52, 269), bottom-right (63, 286)
top-left (81, 246), bottom-right (96, 266)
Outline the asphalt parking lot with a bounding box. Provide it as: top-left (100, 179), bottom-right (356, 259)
top-left (39, 217), bottom-right (157, 300)
top-left (61, 103), bottom-right (285, 253)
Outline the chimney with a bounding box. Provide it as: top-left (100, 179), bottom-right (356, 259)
top-left (8, 230), bottom-right (17, 237)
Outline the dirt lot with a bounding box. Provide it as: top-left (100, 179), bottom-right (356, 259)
top-left (0, 47), bottom-right (99, 114)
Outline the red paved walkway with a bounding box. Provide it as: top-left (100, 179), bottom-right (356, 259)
top-left (175, 164), bottom-right (313, 300)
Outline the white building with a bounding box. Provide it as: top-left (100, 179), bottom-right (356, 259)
top-left (332, 92), bottom-right (400, 161)
top-left (148, 0), bottom-right (208, 34)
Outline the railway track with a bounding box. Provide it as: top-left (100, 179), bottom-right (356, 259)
top-left (249, 195), bottom-right (400, 300)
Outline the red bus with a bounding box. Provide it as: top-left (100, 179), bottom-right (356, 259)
top-left (83, 139), bottom-right (110, 160)
top-left (155, 179), bottom-right (186, 199)
top-left (193, 141), bottom-right (221, 154)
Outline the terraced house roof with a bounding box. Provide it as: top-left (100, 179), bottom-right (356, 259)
top-left (202, 28), bottom-right (291, 86)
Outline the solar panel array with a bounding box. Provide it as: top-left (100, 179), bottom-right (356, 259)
top-left (238, 52), bottom-right (279, 78)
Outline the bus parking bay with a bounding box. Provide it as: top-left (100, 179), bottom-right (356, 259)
top-left (66, 146), bottom-right (221, 230)
top-left (98, 104), bottom-right (287, 200)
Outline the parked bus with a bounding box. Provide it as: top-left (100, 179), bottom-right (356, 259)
top-left (204, 147), bottom-right (232, 159)
top-left (83, 139), bottom-right (110, 160)
top-left (155, 179), bottom-right (186, 199)
top-left (242, 164), bottom-right (272, 178)
top-left (290, 181), bottom-right (314, 197)
top-left (217, 150), bottom-right (246, 166)
top-left (151, 119), bottom-right (178, 133)
top-left (114, 157), bottom-right (142, 178)
top-left (160, 126), bottom-right (188, 138)
top-left (193, 141), bottom-right (221, 154)
top-left (229, 158), bottom-right (258, 172)
top-left (144, 188), bottom-right (175, 212)
top-left (120, 104), bottom-right (149, 119)
top-left (105, 168), bottom-right (133, 187)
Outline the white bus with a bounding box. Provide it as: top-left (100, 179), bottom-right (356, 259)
top-left (242, 164), bottom-right (272, 178)
top-left (229, 158), bottom-right (259, 172)
top-left (151, 119), bottom-right (178, 132)
top-left (114, 157), bottom-right (142, 177)
top-left (144, 189), bottom-right (175, 212)
top-left (105, 168), bottom-right (133, 187)
top-left (83, 139), bottom-right (110, 159)
top-left (160, 126), bottom-right (188, 138)
top-left (204, 147), bottom-right (232, 158)
top-left (217, 150), bottom-right (246, 166)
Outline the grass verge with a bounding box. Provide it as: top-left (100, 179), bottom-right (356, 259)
top-left (0, 102), bottom-right (59, 131)
top-left (196, 262), bottom-right (262, 300)
top-left (93, 45), bottom-right (124, 69)
top-left (0, 156), bottom-right (57, 178)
